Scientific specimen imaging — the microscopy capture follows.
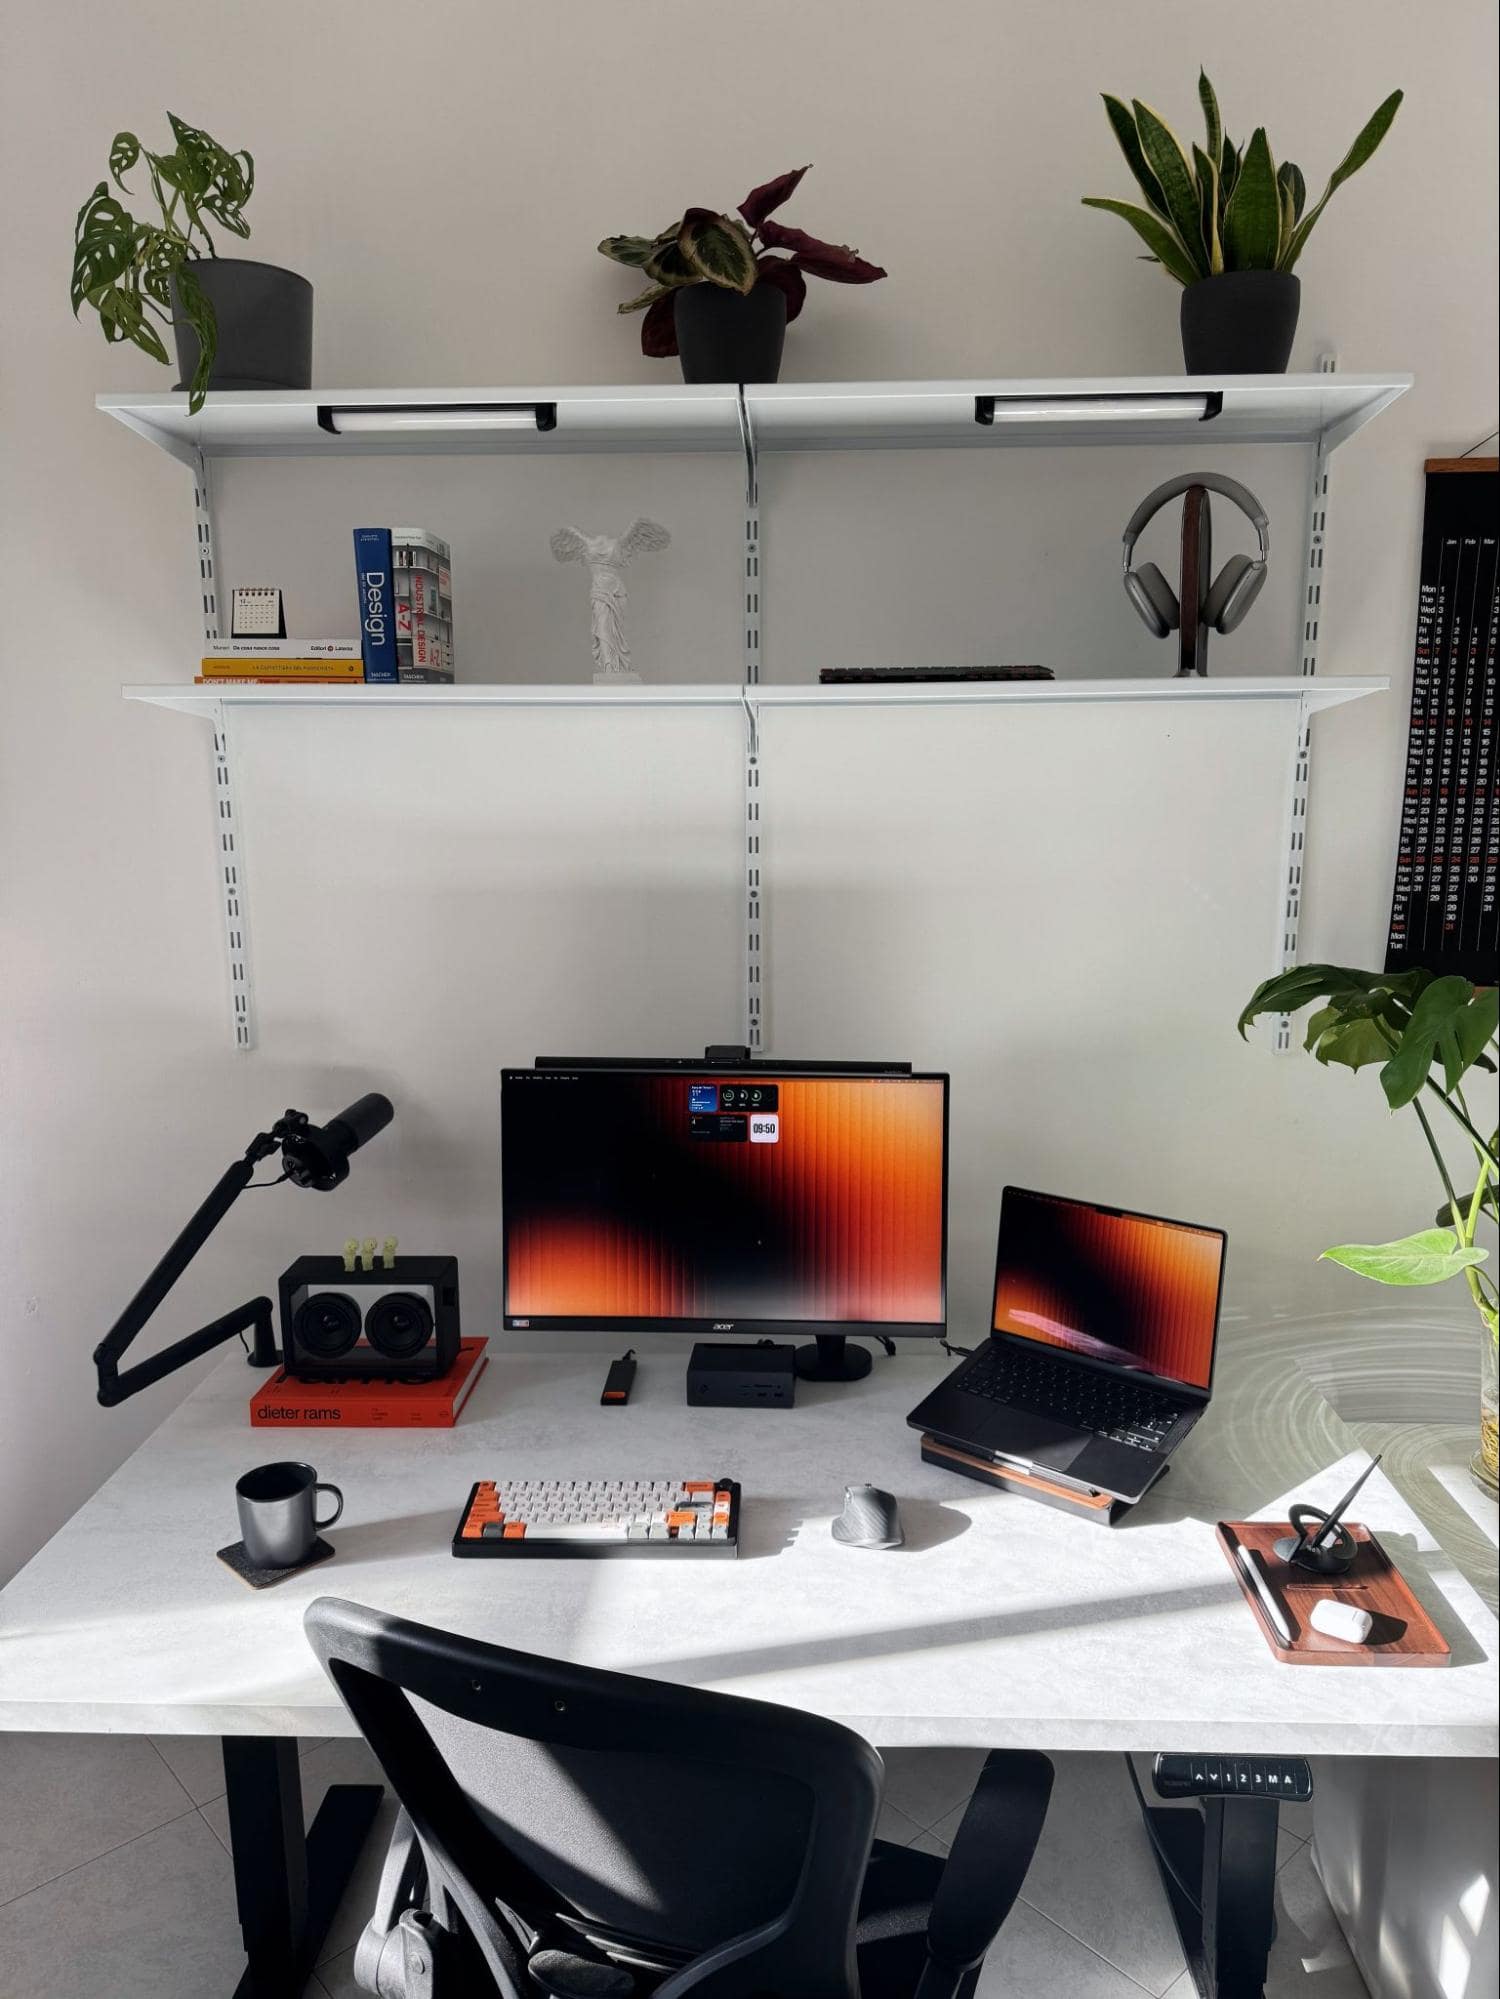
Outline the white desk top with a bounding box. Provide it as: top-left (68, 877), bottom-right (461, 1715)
top-left (1, 1346), bottom-right (1494, 1756)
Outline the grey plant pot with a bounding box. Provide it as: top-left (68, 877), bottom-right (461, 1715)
top-left (1180, 270), bottom-right (1300, 374)
top-left (170, 257), bottom-right (313, 393)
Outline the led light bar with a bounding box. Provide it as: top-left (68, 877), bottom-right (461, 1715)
top-left (975, 392), bottom-right (1221, 424)
top-left (317, 402), bottom-right (558, 435)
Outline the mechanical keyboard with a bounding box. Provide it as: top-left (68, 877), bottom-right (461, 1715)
top-left (956, 1343), bottom-right (1185, 1451)
top-left (452, 1476), bottom-right (740, 1559)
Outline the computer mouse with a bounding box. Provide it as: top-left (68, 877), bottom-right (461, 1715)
top-left (832, 1483), bottom-right (904, 1550)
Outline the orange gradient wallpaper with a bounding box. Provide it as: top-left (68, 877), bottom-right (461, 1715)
top-left (503, 1071), bottom-right (947, 1326)
top-left (992, 1189), bottom-right (1223, 1389)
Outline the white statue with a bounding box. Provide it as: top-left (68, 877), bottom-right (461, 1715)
top-left (550, 517), bottom-right (671, 685)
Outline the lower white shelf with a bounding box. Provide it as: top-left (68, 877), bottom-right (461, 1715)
top-left (124, 674), bottom-right (1387, 717)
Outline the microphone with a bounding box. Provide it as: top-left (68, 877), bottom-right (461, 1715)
top-left (280, 1092), bottom-right (394, 1190)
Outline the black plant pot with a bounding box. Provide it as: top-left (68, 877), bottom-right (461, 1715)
top-left (170, 258), bottom-right (314, 393)
top-left (1180, 270), bottom-right (1300, 374)
top-left (674, 281), bottom-right (787, 384)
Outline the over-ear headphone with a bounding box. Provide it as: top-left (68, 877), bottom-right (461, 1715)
top-left (1122, 472), bottom-right (1270, 639)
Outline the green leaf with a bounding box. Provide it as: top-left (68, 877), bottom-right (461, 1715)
top-left (1322, 1228), bottom-right (1489, 1287)
top-left (597, 235), bottom-right (657, 268)
top-left (1220, 135), bottom-right (1241, 208)
top-left (1278, 161), bottom-right (1307, 222)
top-left (1101, 95), bottom-right (1169, 217)
top-left (71, 185), bottom-right (137, 313)
top-left (615, 281), bottom-right (678, 315)
top-left (1309, 1014), bottom-right (1393, 1071)
top-left (1080, 197), bottom-right (1200, 285)
top-left (1280, 89), bottom-right (1402, 272)
top-left (1222, 127), bottom-right (1282, 270)
top-left (1132, 100), bottom-right (1209, 275)
top-left (643, 234), bottom-right (696, 287)
top-left (171, 261), bottom-right (217, 414)
top-left (1379, 974), bottom-right (1480, 1107)
top-left (1192, 143), bottom-right (1223, 275)
top-left (1198, 71), bottom-right (1222, 167)
top-left (109, 132), bottom-right (140, 187)
top-left (677, 210), bottom-right (757, 293)
top-left (1237, 963), bottom-right (1418, 1037)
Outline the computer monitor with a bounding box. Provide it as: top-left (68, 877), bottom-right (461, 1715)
top-left (502, 1063), bottom-right (949, 1381)
top-left (991, 1186), bottom-right (1226, 1394)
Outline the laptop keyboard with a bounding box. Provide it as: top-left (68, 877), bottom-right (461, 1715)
top-left (958, 1342), bottom-right (1186, 1451)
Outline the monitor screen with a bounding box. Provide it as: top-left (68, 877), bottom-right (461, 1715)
top-left (502, 1067), bottom-right (948, 1335)
top-left (991, 1187), bottom-right (1224, 1391)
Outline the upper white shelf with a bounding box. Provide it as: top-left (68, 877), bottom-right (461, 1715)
top-left (99, 374), bottom-right (1411, 462)
top-left (124, 675), bottom-right (1387, 718)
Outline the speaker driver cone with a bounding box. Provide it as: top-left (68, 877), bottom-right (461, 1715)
top-left (364, 1290), bottom-right (434, 1360)
top-left (293, 1291), bottom-right (362, 1359)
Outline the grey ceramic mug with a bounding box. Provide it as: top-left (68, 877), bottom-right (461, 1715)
top-left (236, 1461), bottom-right (343, 1570)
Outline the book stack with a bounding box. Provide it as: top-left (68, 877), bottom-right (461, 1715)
top-left (198, 639), bottom-right (362, 684)
top-left (353, 528), bottom-right (455, 683)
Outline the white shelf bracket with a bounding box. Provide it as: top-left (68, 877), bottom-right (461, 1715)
top-left (738, 389), bottom-right (765, 1052)
top-left (190, 451), bottom-right (258, 1050)
top-left (1271, 352), bottom-right (1336, 1053)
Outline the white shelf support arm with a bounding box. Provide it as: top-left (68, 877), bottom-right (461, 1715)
top-left (738, 389), bottom-right (766, 1052)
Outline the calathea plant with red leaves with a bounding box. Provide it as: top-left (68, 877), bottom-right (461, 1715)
top-left (598, 165), bottom-right (886, 356)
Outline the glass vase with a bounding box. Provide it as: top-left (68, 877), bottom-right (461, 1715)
top-left (1475, 1328), bottom-right (1499, 1501)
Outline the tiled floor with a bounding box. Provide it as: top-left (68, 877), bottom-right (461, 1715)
top-left (0, 1733), bottom-right (1366, 1998)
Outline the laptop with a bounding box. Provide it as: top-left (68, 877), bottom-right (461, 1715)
top-left (907, 1186), bottom-right (1227, 1504)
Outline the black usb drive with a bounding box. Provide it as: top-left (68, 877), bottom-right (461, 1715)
top-left (601, 1351), bottom-right (636, 1406)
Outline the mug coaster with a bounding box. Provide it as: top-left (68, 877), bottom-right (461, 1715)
top-left (216, 1537), bottom-right (336, 1591)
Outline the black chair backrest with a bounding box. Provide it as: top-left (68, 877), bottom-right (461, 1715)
top-left (304, 1596), bottom-right (884, 1997)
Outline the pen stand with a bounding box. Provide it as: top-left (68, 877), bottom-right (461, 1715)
top-left (1271, 1504), bottom-right (1358, 1575)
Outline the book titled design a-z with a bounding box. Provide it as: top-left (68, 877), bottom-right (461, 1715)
top-left (353, 527), bottom-right (455, 683)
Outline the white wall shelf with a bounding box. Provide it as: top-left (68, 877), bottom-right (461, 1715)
top-left (104, 363), bottom-right (1405, 1050)
top-left (98, 373), bottom-right (1410, 463)
top-left (124, 675), bottom-right (1388, 719)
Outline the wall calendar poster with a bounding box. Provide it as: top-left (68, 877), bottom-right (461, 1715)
top-left (1384, 459), bottom-right (1498, 981)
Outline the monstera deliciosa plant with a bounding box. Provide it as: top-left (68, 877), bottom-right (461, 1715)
top-left (1083, 72), bottom-right (1403, 283)
top-left (1240, 966), bottom-right (1498, 1492)
top-left (599, 164), bottom-right (886, 359)
top-left (72, 115), bottom-right (254, 413)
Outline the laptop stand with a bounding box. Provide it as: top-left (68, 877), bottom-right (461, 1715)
top-left (920, 1434), bottom-right (1169, 1524)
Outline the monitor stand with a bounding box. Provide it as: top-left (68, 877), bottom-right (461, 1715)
top-left (793, 1334), bottom-right (872, 1383)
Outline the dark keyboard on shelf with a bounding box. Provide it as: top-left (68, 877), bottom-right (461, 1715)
top-left (958, 1343), bottom-right (1184, 1451)
top-left (818, 665), bottom-right (1054, 683)
top-left (451, 1476), bottom-right (740, 1558)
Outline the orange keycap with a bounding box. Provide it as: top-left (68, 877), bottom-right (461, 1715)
top-left (503, 1522), bottom-right (526, 1539)
top-left (666, 1510), bottom-right (697, 1528)
top-left (683, 1482), bottom-right (714, 1492)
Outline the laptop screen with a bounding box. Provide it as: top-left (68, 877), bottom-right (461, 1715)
top-left (991, 1188), bottom-right (1225, 1391)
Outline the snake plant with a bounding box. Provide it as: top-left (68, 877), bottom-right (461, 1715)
top-left (1083, 72), bottom-right (1402, 284)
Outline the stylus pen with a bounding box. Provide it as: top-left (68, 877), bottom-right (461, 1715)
top-left (1304, 1453), bottom-right (1383, 1553)
top-left (1237, 1545), bottom-right (1293, 1645)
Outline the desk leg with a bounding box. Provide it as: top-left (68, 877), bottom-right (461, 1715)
top-left (1142, 1797), bottom-right (1278, 1999)
top-left (222, 1736), bottom-right (383, 1998)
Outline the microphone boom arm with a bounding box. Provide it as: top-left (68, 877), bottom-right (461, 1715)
top-left (93, 1131), bottom-right (284, 1407)
top-left (92, 1096), bottom-right (393, 1408)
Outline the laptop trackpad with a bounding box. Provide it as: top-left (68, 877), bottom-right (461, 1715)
top-left (982, 1404), bottom-right (1086, 1469)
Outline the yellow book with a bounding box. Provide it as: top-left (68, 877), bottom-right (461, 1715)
top-left (199, 658), bottom-right (365, 680)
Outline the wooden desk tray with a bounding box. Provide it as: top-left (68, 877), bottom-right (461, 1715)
top-left (1218, 1520), bottom-right (1451, 1666)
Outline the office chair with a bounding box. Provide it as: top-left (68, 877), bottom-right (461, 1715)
top-left (305, 1596), bottom-right (1053, 1999)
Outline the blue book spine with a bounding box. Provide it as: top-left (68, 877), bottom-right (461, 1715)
top-left (353, 528), bottom-right (397, 682)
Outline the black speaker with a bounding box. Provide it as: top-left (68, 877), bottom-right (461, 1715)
top-left (278, 1255), bottom-right (460, 1383)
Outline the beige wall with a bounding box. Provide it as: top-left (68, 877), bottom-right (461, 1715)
top-left (2, 0), bottom-right (1496, 1584)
